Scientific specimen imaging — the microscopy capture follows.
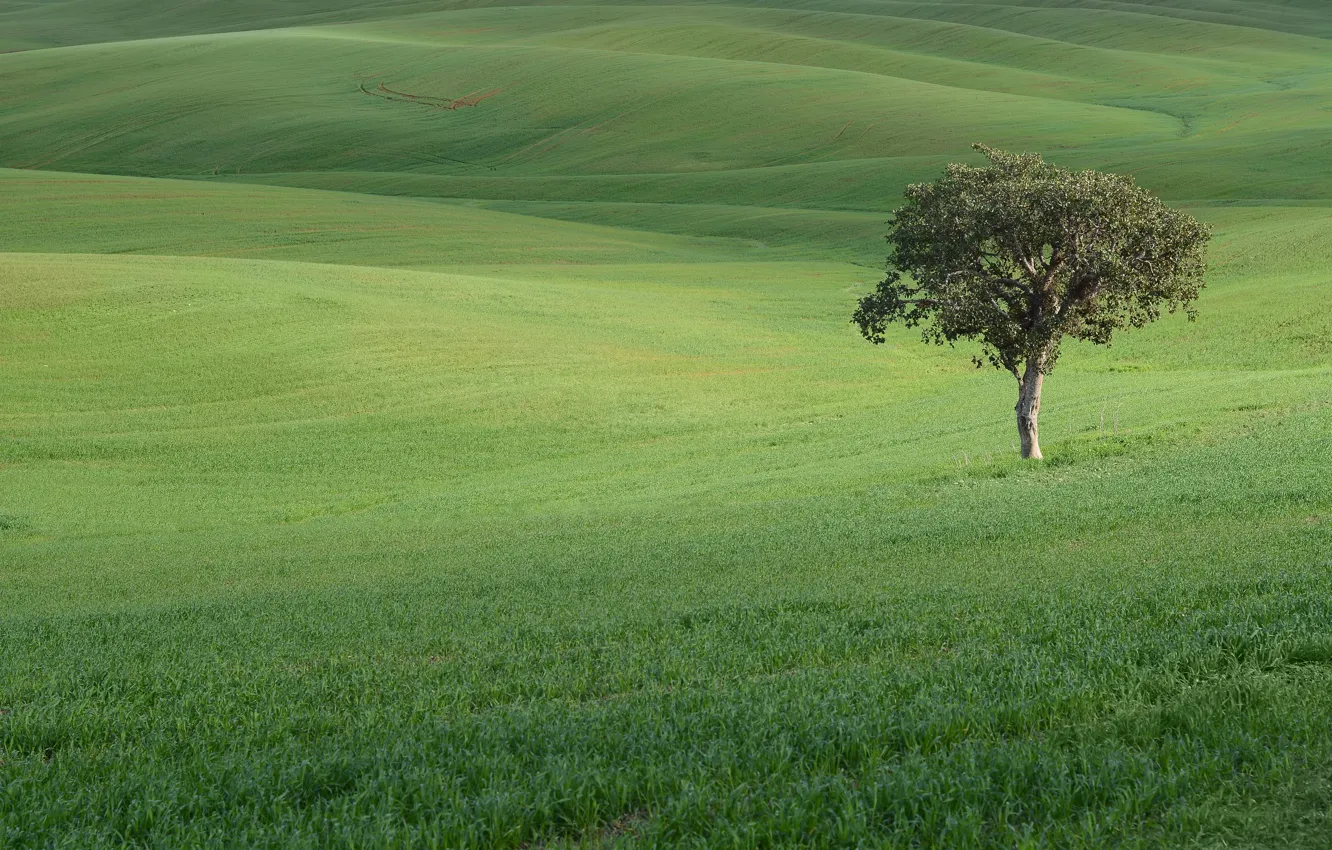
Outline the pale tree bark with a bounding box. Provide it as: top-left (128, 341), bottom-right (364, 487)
top-left (1016, 359), bottom-right (1044, 460)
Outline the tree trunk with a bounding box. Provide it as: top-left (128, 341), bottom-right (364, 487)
top-left (1016, 362), bottom-right (1044, 460)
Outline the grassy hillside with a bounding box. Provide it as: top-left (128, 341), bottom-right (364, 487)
top-left (2, 2), bottom-right (1331, 847)
top-left (0, 168), bottom-right (765, 266)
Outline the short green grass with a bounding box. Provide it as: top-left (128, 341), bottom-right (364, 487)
top-left (2, 1), bottom-right (1332, 847)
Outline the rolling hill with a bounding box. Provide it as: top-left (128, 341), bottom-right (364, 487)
top-left (2, 2), bottom-right (1330, 847)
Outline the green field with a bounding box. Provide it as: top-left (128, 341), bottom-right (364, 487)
top-left (2, 1), bottom-right (1331, 846)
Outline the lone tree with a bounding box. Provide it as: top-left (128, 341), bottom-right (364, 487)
top-left (853, 145), bottom-right (1209, 459)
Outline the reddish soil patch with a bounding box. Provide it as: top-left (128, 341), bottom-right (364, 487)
top-left (360, 77), bottom-right (507, 111)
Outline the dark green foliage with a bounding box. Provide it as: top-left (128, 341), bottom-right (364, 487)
top-left (854, 146), bottom-right (1210, 378)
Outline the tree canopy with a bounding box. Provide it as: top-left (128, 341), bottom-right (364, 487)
top-left (854, 145), bottom-right (1210, 458)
